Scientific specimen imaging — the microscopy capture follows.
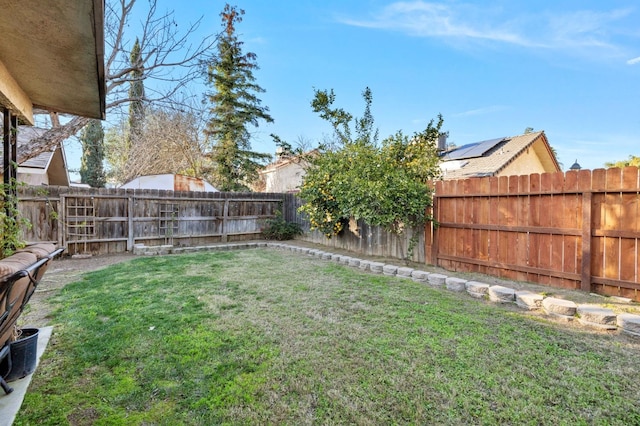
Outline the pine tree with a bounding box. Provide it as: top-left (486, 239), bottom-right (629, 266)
top-left (204, 4), bottom-right (273, 191)
top-left (127, 38), bottom-right (145, 151)
top-left (80, 119), bottom-right (106, 188)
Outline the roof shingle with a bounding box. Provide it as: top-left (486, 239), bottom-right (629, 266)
top-left (440, 131), bottom-right (554, 179)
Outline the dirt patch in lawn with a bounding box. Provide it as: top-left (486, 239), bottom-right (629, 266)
top-left (19, 253), bottom-right (136, 328)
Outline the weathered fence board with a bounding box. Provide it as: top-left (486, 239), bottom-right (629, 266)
top-left (14, 168), bottom-right (640, 301)
top-left (18, 186), bottom-right (284, 255)
top-left (428, 167), bottom-right (640, 301)
top-left (284, 193), bottom-right (425, 262)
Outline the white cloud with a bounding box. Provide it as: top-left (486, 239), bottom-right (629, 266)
top-left (248, 36), bottom-right (267, 45)
top-left (340, 2), bottom-right (530, 46)
top-left (452, 105), bottom-right (507, 117)
top-left (546, 8), bottom-right (632, 50)
top-left (339, 1), bottom-right (637, 56)
top-left (627, 56), bottom-right (640, 64)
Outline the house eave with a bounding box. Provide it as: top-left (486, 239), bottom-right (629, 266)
top-left (0, 0), bottom-right (106, 122)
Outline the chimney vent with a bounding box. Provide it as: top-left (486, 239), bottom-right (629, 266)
top-left (437, 133), bottom-right (447, 152)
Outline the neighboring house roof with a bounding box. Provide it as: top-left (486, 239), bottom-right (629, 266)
top-left (439, 131), bottom-right (560, 180)
top-left (120, 174), bottom-right (219, 192)
top-left (260, 152), bottom-right (309, 174)
top-left (0, 126), bottom-right (70, 186)
top-left (255, 133), bottom-right (559, 190)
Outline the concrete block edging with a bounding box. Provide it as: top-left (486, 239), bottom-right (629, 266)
top-left (134, 242), bottom-right (640, 336)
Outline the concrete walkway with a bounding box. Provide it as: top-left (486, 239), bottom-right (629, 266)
top-left (0, 326), bottom-right (53, 426)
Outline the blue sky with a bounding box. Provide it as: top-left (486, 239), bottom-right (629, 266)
top-left (71, 0), bottom-right (640, 174)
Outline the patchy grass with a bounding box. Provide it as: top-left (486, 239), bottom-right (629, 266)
top-left (15, 249), bottom-right (640, 425)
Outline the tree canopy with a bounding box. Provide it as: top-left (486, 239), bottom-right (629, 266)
top-left (126, 37), bottom-right (145, 152)
top-left (79, 120), bottom-right (106, 188)
top-left (605, 155), bottom-right (640, 168)
top-left (298, 87), bottom-right (443, 258)
top-left (105, 107), bottom-right (208, 184)
top-left (203, 4), bottom-right (273, 191)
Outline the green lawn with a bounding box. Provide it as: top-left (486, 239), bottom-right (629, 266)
top-left (15, 249), bottom-right (640, 425)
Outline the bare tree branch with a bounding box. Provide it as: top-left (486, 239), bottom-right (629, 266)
top-left (19, 116), bottom-right (91, 162)
top-left (18, 0), bottom-right (220, 164)
top-left (105, 104), bottom-right (209, 184)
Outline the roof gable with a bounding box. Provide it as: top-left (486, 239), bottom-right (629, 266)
top-left (1, 125), bottom-right (70, 185)
top-left (1, 126), bottom-right (52, 168)
top-left (440, 131), bottom-right (560, 179)
top-left (259, 149), bottom-right (318, 174)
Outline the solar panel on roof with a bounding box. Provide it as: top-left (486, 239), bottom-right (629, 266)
top-left (440, 137), bottom-right (506, 161)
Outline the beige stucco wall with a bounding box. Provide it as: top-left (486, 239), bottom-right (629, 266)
top-left (499, 139), bottom-right (556, 177)
top-left (263, 161), bottom-right (307, 193)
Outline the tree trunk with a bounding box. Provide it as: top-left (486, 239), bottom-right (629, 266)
top-left (17, 116), bottom-right (90, 163)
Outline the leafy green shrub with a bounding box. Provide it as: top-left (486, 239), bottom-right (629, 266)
top-left (298, 87), bottom-right (442, 253)
top-left (0, 180), bottom-right (31, 258)
top-left (262, 212), bottom-right (303, 240)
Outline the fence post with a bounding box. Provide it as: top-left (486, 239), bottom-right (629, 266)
top-left (222, 199), bottom-right (229, 242)
top-left (430, 193), bottom-right (439, 266)
top-left (581, 191), bottom-right (592, 292)
top-left (54, 197), bottom-right (61, 248)
top-left (127, 196), bottom-right (134, 251)
top-left (60, 194), bottom-right (66, 250)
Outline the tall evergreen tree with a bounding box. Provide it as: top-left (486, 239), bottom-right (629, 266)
top-left (80, 119), bottom-right (106, 188)
top-left (204, 4), bottom-right (273, 191)
top-left (127, 38), bottom-right (145, 151)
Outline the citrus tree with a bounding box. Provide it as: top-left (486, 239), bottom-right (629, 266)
top-left (605, 155), bottom-right (640, 168)
top-left (298, 87), bottom-right (442, 258)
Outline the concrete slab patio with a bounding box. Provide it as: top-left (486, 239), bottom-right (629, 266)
top-left (0, 326), bottom-right (53, 426)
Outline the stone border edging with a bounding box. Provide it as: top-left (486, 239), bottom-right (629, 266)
top-left (133, 242), bottom-right (640, 337)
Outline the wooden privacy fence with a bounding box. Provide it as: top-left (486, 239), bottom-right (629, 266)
top-left (14, 168), bottom-right (640, 300)
top-left (427, 167), bottom-right (640, 301)
top-left (283, 193), bottom-right (425, 262)
top-left (18, 186), bottom-right (284, 256)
